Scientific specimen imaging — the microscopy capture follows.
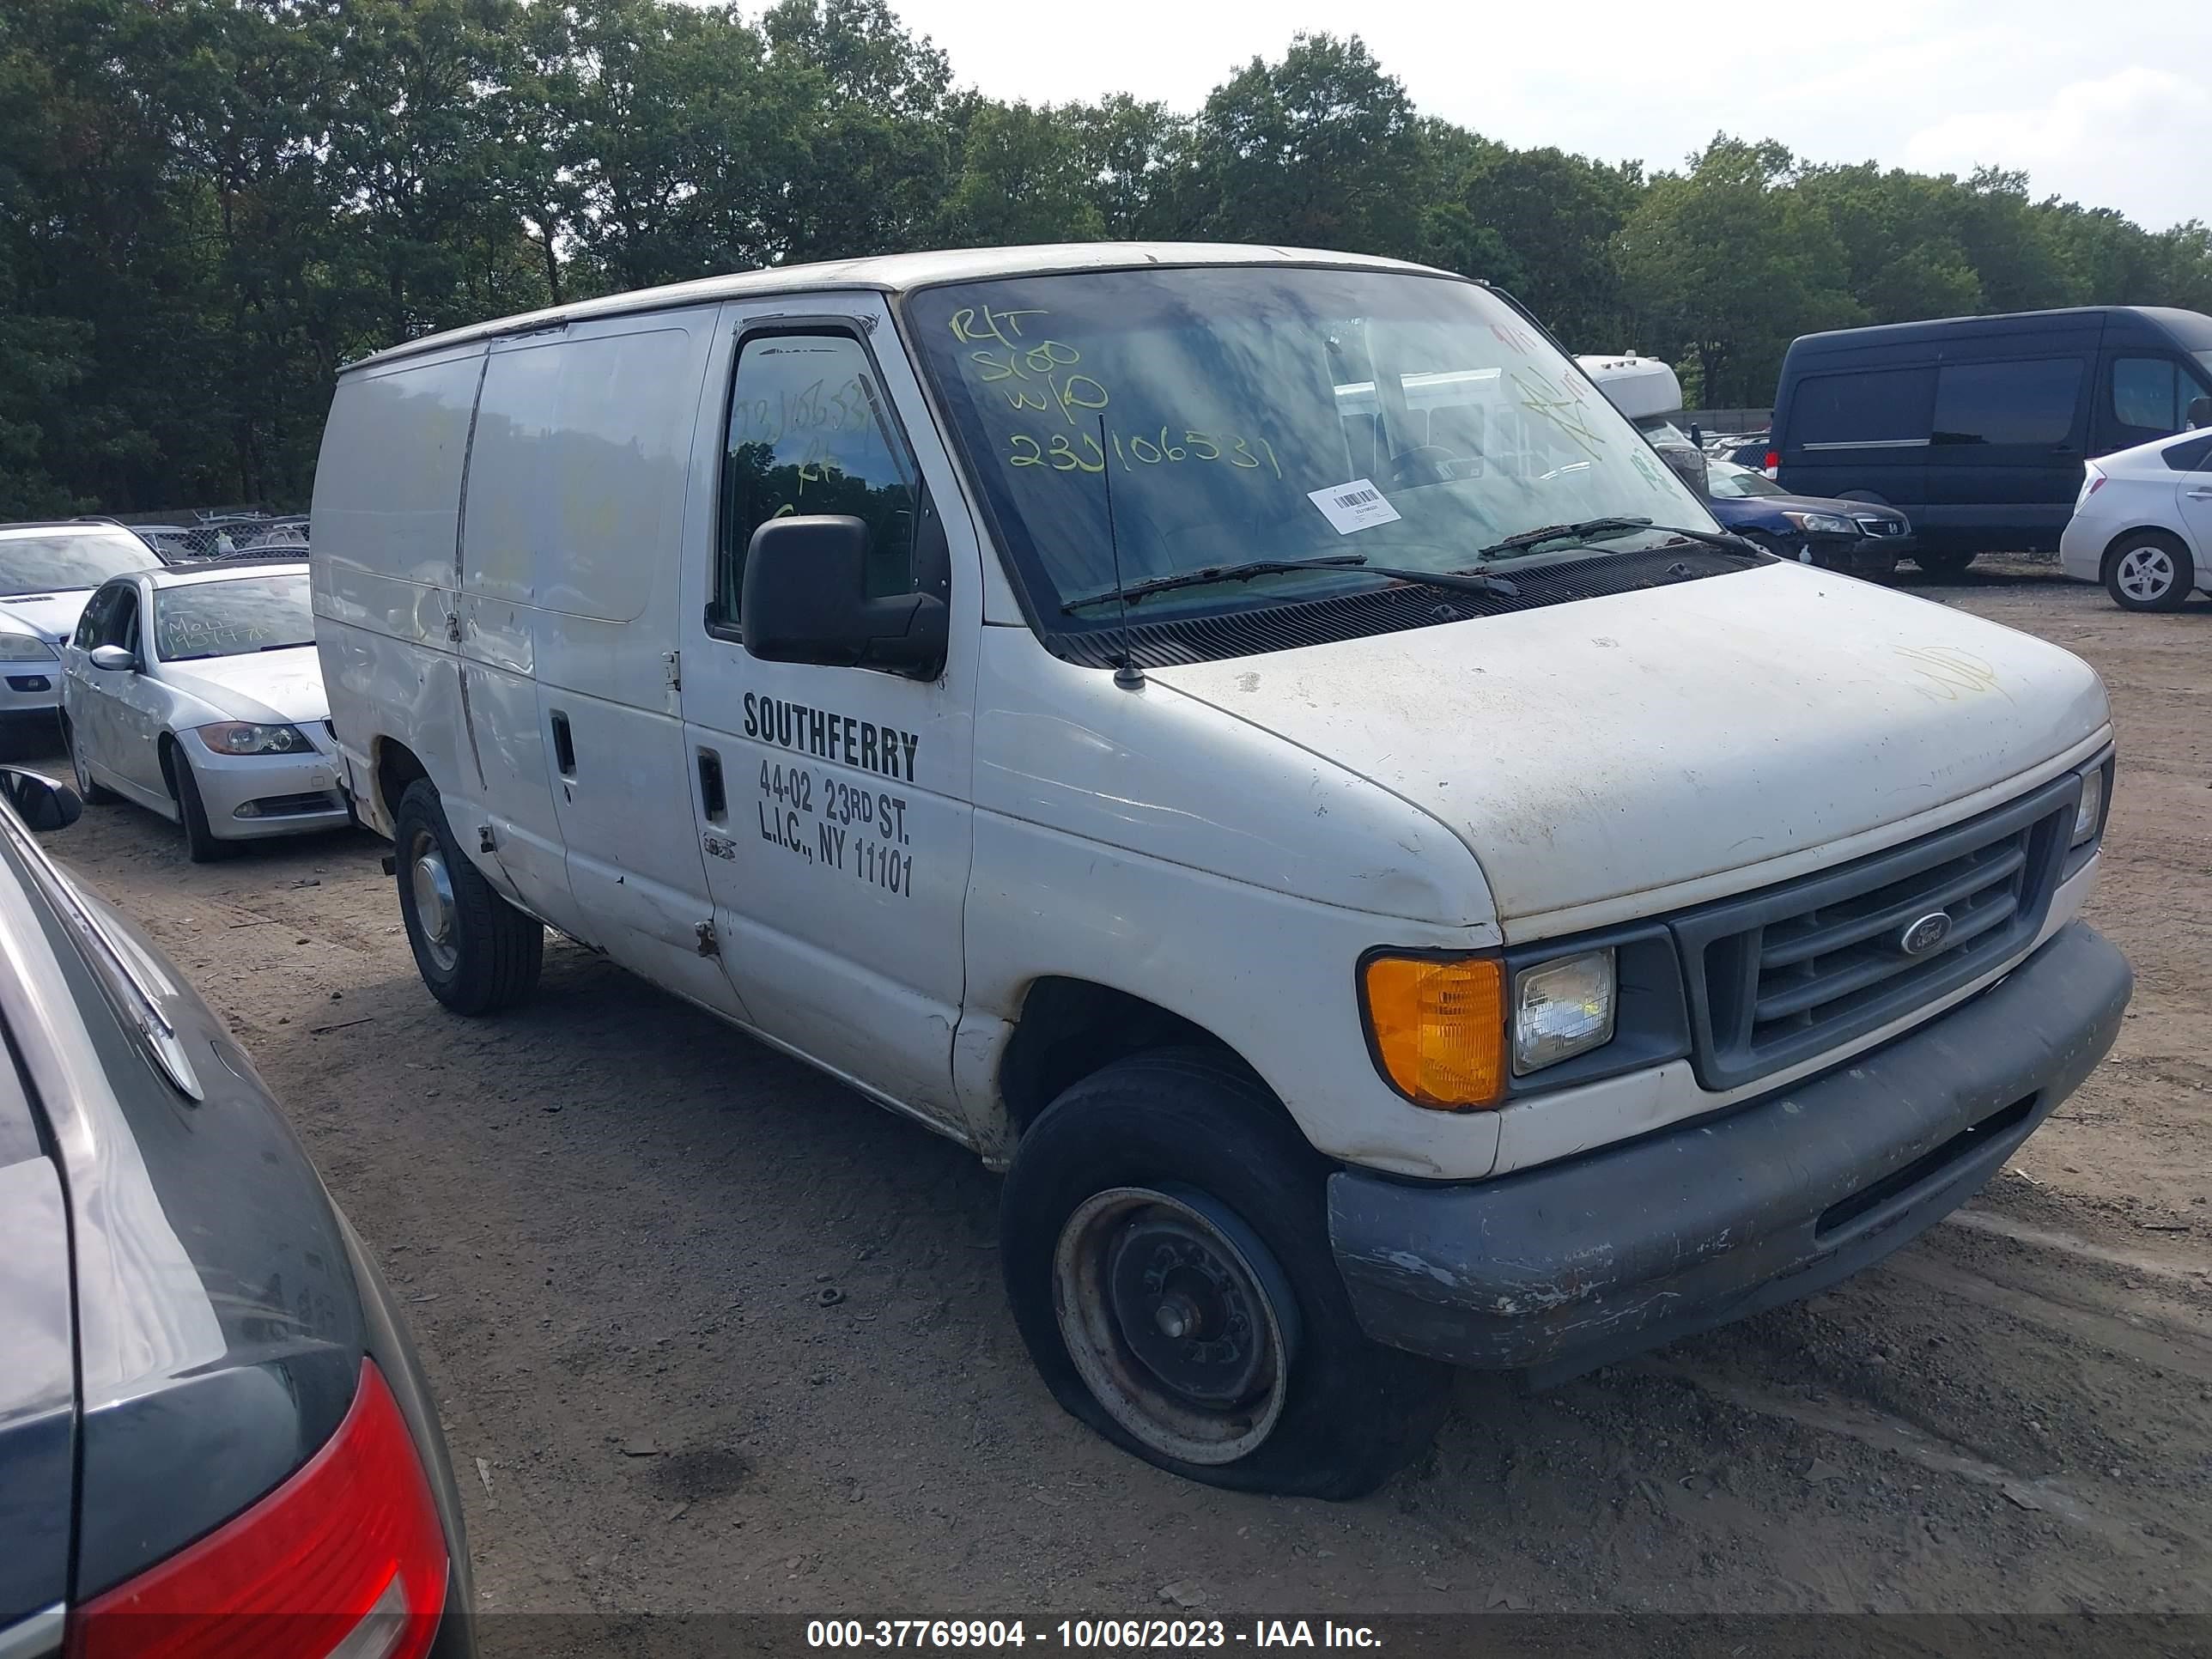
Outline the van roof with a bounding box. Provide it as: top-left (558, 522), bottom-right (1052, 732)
top-left (1787, 305), bottom-right (2212, 359)
top-left (345, 242), bottom-right (1452, 373)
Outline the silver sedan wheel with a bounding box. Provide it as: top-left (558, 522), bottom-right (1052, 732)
top-left (2115, 544), bottom-right (2179, 604)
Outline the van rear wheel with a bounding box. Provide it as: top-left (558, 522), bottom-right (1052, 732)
top-left (392, 780), bottom-right (543, 1014)
top-left (1000, 1049), bottom-right (1449, 1498)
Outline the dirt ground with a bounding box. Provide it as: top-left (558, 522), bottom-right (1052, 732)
top-left (17, 560), bottom-right (2210, 1626)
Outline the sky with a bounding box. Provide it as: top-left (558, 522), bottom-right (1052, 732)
top-left (872, 0), bottom-right (2211, 232)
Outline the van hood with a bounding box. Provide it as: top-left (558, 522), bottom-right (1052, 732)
top-left (0, 589), bottom-right (94, 644)
top-left (1150, 562), bottom-right (2108, 932)
top-left (159, 646), bottom-right (328, 726)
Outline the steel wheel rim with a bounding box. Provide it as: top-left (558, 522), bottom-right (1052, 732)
top-left (2118, 545), bottom-right (2175, 601)
top-left (1052, 1184), bottom-right (1297, 1465)
top-left (408, 829), bottom-right (459, 973)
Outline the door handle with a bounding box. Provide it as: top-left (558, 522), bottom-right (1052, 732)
top-left (549, 711), bottom-right (575, 776)
top-left (2187, 488), bottom-right (2212, 501)
top-left (696, 748), bottom-right (726, 821)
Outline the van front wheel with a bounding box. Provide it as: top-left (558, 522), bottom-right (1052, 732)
top-left (1000, 1050), bottom-right (1449, 1498)
top-left (392, 779), bottom-right (544, 1014)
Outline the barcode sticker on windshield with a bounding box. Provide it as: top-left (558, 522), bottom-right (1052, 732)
top-left (1307, 478), bottom-right (1402, 536)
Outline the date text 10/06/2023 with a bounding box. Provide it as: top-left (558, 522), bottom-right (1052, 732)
top-left (805, 1620), bottom-right (1383, 1650)
top-left (949, 304), bottom-right (1285, 481)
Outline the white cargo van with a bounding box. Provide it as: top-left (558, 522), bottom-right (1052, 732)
top-left (311, 245), bottom-right (2130, 1498)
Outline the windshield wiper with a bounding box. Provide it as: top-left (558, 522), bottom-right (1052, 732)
top-left (1475, 517), bottom-right (1764, 560)
top-left (1062, 554), bottom-right (1518, 615)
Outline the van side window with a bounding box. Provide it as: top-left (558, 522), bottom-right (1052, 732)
top-left (713, 332), bottom-right (918, 630)
top-left (2113, 358), bottom-right (2185, 434)
top-left (1793, 368), bottom-right (1933, 446)
top-left (1930, 359), bottom-right (2082, 446)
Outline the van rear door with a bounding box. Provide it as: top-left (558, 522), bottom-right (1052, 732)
top-left (1923, 354), bottom-right (2089, 552)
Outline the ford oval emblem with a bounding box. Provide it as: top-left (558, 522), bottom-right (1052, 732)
top-left (1899, 911), bottom-right (1953, 957)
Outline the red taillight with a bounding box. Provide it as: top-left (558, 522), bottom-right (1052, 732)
top-left (1764, 448), bottom-right (1780, 476)
top-left (67, 1361), bottom-right (447, 1659)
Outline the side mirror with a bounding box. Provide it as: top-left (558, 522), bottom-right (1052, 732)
top-left (0, 766), bottom-right (82, 831)
top-left (88, 644), bottom-right (138, 673)
top-left (740, 515), bottom-right (948, 678)
top-left (1659, 444), bottom-right (1709, 497)
top-left (2188, 395), bottom-right (2212, 431)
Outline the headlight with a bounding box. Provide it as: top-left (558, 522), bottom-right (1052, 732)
top-left (2072, 763), bottom-right (2106, 847)
top-left (198, 721), bottom-right (313, 756)
top-left (0, 630), bottom-right (57, 661)
top-left (1511, 950), bottom-right (1617, 1074)
top-left (1359, 952), bottom-right (1505, 1110)
top-left (1783, 510), bottom-right (1856, 536)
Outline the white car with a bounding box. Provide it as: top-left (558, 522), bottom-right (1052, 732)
top-left (2060, 428), bottom-right (2212, 610)
top-left (60, 560), bottom-right (350, 860)
top-left (0, 521), bottom-right (165, 735)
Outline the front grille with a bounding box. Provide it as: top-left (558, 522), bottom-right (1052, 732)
top-left (1674, 775), bottom-right (2076, 1091)
top-left (1854, 516), bottom-right (1905, 537)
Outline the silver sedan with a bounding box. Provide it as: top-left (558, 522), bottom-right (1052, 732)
top-left (58, 561), bottom-right (350, 860)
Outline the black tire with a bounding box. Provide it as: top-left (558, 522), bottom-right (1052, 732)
top-left (1914, 550), bottom-right (1977, 580)
top-left (1000, 1049), bottom-right (1449, 1498)
top-left (61, 714), bottom-right (119, 805)
top-left (172, 750), bottom-right (231, 863)
top-left (392, 778), bottom-right (543, 1014)
top-left (2104, 530), bottom-right (2195, 612)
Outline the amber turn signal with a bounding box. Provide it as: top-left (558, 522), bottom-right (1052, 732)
top-left (1359, 952), bottom-right (1507, 1110)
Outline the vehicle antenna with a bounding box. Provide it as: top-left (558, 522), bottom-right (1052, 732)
top-left (1099, 411), bottom-right (1144, 690)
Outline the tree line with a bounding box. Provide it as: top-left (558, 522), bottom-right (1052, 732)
top-left (5, 0), bottom-right (2209, 517)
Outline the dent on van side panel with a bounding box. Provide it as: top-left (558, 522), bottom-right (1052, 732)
top-left (312, 346), bottom-right (487, 828)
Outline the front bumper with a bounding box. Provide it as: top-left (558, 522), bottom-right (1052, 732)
top-left (1799, 528), bottom-right (1916, 574)
top-left (181, 732), bottom-right (352, 840)
top-left (0, 665), bottom-right (62, 718)
top-left (1328, 921), bottom-right (2131, 1384)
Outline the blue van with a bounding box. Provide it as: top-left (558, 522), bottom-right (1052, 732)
top-left (1768, 307), bottom-right (2212, 573)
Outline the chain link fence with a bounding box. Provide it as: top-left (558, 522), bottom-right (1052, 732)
top-left (113, 512), bottom-right (309, 562)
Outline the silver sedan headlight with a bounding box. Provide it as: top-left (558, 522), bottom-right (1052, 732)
top-left (0, 630), bottom-right (57, 661)
top-left (197, 720), bottom-right (314, 756)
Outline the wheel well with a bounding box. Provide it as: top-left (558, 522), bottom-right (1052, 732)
top-left (374, 738), bottom-right (430, 826)
top-left (157, 732), bottom-right (178, 797)
top-left (998, 978), bottom-right (1269, 1135)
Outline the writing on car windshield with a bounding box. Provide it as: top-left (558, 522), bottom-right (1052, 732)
top-left (908, 266), bottom-right (1713, 624)
top-left (154, 574), bottom-right (314, 662)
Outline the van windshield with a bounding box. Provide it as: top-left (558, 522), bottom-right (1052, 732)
top-left (907, 266), bottom-right (1717, 628)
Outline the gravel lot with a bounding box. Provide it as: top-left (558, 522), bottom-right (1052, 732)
top-left (16, 562), bottom-right (2209, 1627)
